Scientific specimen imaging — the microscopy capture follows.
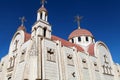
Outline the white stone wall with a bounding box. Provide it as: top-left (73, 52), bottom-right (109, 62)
top-left (0, 31), bottom-right (120, 80)
top-left (43, 39), bottom-right (59, 80)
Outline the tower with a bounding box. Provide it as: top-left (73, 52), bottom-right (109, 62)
top-left (32, 0), bottom-right (51, 39)
top-left (37, 0), bottom-right (48, 21)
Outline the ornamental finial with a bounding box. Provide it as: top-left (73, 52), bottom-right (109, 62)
top-left (41, 0), bottom-right (47, 7)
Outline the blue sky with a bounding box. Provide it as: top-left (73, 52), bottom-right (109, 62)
top-left (0, 0), bottom-right (120, 63)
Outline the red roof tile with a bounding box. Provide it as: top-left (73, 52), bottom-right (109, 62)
top-left (17, 26), bottom-right (26, 31)
top-left (24, 32), bottom-right (31, 42)
top-left (38, 6), bottom-right (47, 12)
top-left (87, 43), bottom-right (95, 56)
top-left (52, 35), bottom-right (84, 52)
top-left (68, 29), bottom-right (93, 39)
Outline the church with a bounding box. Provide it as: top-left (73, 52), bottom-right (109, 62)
top-left (0, 0), bottom-right (120, 80)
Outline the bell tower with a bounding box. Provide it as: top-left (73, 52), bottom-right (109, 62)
top-left (37, 0), bottom-right (48, 21)
top-left (32, 0), bottom-right (51, 39)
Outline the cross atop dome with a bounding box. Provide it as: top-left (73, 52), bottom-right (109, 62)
top-left (19, 16), bottom-right (26, 26)
top-left (75, 15), bottom-right (83, 29)
top-left (18, 16), bottom-right (26, 31)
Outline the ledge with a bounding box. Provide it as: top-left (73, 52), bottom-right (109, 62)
top-left (103, 73), bottom-right (114, 76)
top-left (7, 66), bottom-right (14, 72)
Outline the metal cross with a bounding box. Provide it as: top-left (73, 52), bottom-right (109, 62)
top-left (41, 0), bottom-right (47, 7)
top-left (19, 16), bottom-right (26, 26)
top-left (75, 15), bottom-right (83, 29)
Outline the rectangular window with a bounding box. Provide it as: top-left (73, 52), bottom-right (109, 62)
top-left (86, 37), bottom-right (89, 41)
top-left (72, 39), bottom-right (74, 43)
top-left (43, 28), bottom-right (47, 37)
top-left (78, 37), bottom-right (81, 42)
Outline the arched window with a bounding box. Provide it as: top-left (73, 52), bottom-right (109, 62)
top-left (72, 39), bottom-right (74, 43)
top-left (43, 28), bottom-right (47, 37)
top-left (78, 37), bottom-right (81, 42)
top-left (40, 12), bottom-right (42, 19)
top-left (86, 37), bottom-right (89, 41)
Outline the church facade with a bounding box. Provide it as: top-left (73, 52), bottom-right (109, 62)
top-left (0, 1), bottom-right (120, 80)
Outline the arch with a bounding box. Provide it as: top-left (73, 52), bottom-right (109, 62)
top-left (94, 41), bottom-right (111, 58)
top-left (94, 41), bottom-right (113, 74)
top-left (9, 30), bottom-right (25, 54)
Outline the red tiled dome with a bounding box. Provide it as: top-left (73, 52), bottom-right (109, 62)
top-left (51, 35), bottom-right (84, 52)
top-left (68, 29), bottom-right (93, 39)
top-left (17, 26), bottom-right (26, 32)
top-left (38, 6), bottom-right (47, 12)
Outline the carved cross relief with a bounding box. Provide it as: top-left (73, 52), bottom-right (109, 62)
top-left (47, 48), bottom-right (56, 62)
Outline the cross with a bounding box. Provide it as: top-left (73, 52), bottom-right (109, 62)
top-left (75, 15), bottom-right (83, 29)
top-left (47, 49), bottom-right (54, 54)
top-left (41, 0), bottom-right (47, 7)
top-left (19, 16), bottom-right (26, 26)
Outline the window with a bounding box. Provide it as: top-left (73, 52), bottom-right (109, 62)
top-left (47, 48), bottom-right (56, 62)
top-left (72, 39), bottom-right (74, 43)
top-left (86, 37), bottom-right (89, 41)
top-left (67, 54), bottom-right (74, 66)
top-left (43, 28), bottom-right (47, 37)
top-left (78, 37), bottom-right (81, 42)
top-left (40, 12), bottom-right (42, 19)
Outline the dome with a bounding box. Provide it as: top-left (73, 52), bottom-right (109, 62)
top-left (68, 28), bottom-right (93, 39)
top-left (17, 26), bottom-right (26, 32)
top-left (38, 6), bottom-right (47, 12)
